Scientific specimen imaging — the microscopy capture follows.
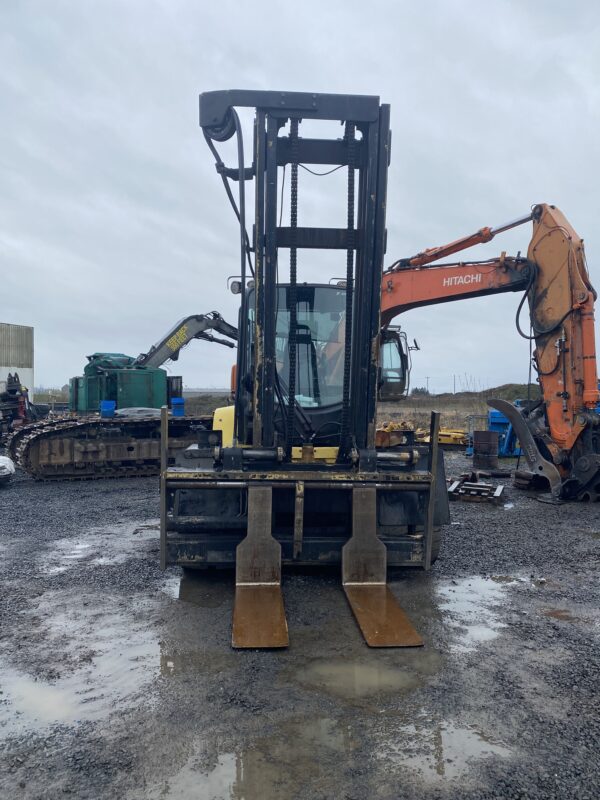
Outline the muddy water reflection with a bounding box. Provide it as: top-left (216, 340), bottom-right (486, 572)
top-left (141, 709), bottom-right (511, 798)
top-left (0, 598), bottom-right (159, 736)
top-left (41, 518), bottom-right (160, 575)
top-left (297, 660), bottom-right (420, 695)
top-left (437, 576), bottom-right (515, 652)
top-left (379, 716), bottom-right (511, 783)
top-left (143, 716), bottom-right (354, 800)
top-left (292, 652), bottom-right (442, 699)
top-left (0, 668), bottom-right (79, 727)
top-left (162, 572), bottom-right (230, 609)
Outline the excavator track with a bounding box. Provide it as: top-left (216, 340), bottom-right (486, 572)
top-left (6, 414), bottom-right (210, 481)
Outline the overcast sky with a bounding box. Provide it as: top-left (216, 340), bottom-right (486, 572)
top-left (2, 0), bottom-right (599, 394)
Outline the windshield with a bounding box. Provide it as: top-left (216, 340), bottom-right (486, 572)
top-left (247, 285), bottom-right (347, 408)
top-left (275, 285), bottom-right (346, 407)
top-left (275, 285), bottom-right (346, 408)
top-left (235, 284), bottom-right (342, 410)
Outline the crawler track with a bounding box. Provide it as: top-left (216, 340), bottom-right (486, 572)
top-left (6, 414), bottom-right (210, 480)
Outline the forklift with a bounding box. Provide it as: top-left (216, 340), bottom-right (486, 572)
top-left (160, 90), bottom-right (449, 648)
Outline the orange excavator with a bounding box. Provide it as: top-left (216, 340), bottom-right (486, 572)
top-left (381, 203), bottom-right (600, 502)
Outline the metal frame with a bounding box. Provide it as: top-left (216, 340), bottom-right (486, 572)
top-left (201, 90), bottom-right (391, 457)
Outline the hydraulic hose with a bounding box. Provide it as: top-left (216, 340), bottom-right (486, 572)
top-left (515, 262), bottom-right (574, 341)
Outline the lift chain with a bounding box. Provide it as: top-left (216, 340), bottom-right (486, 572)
top-left (338, 122), bottom-right (356, 460)
top-left (286, 117), bottom-right (299, 456)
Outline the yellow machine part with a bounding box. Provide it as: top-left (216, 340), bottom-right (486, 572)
top-left (416, 427), bottom-right (468, 446)
top-left (213, 405), bottom-right (235, 447)
top-left (291, 446), bottom-right (338, 463)
top-left (212, 406), bottom-right (338, 462)
top-left (376, 421), bottom-right (413, 448)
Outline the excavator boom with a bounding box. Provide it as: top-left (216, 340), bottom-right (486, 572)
top-left (134, 312), bottom-right (238, 368)
top-left (382, 255), bottom-right (531, 325)
top-left (382, 203), bottom-right (600, 501)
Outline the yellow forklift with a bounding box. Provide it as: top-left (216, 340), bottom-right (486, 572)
top-left (160, 90), bottom-right (449, 648)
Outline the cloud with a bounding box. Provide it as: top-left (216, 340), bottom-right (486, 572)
top-left (1, 0), bottom-right (599, 394)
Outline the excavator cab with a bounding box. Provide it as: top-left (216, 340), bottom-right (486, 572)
top-left (379, 326), bottom-right (411, 401)
top-left (160, 90), bottom-right (450, 649)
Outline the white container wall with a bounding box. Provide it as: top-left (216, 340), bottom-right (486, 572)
top-left (0, 323), bottom-right (34, 398)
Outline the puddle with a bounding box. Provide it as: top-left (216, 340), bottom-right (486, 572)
top-left (44, 541), bottom-right (93, 575)
top-left (380, 716), bottom-right (511, 783)
top-left (41, 519), bottom-right (160, 575)
top-left (162, 575), bottom-right (182, 600)
top-left (437, 577), bottom-right (514, 652)
top-left (140, 716), bottom-right (353, 800)
top-left (291, 657), bottom-right (439, 699)
top-left (145, 752), bottom-right (240, 800)
top-left (140, 711), bottom-right (510, 798)
top-left (0, 596), bottom-right (159, 737)
top-left (163, 573), bottom-right (228, 609)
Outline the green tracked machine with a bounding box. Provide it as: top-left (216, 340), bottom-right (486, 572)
top-left (69, 353), bottom-right (172, 414)
top-left (70, 312), bottom-right (238, 413)
top-left (161, 90), bottom-right (450, 649)
top-left (8, 313), bottom-right (237, 479)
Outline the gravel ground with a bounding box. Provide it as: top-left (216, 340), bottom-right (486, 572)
top-left (0, 453), bottom-right (599, 800)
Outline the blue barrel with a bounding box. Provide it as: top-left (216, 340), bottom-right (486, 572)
top-left (171, 397), bottom-right (185, 417)
top-left (100, 400), bottom-right (116, 418)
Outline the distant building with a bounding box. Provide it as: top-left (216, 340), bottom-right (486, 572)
top-left (0, 323), bottom-right (34, 399)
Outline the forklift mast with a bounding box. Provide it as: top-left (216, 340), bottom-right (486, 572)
top-left (200, 90), bottom-right (391, 459)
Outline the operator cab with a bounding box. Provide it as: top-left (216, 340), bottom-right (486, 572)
top-left (240, 284), bottom-right (409, 445)
top-left (379, 326), bottom-right (411, 401)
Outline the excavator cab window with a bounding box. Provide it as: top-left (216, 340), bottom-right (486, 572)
top-left (379, 327), bottom-right (409, 401)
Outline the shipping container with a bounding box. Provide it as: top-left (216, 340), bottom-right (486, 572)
top-left (0, 323), bottom-right (34, 398)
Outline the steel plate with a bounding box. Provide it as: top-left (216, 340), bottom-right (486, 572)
top-left (344, 584), bottom-right (423, 647)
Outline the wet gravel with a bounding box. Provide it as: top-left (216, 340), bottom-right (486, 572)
top-left (0, 453), bottom-right (599, 800)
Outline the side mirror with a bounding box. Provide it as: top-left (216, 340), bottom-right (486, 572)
top-left (411, 339), bottom-right (420, 351)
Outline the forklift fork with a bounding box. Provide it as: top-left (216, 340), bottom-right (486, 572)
top-left (342, 486), bottom-right (423, 647)
top-left (342, 413), bottom-right (440, 647)
top-left (232, 485), bottom-right (289, 648)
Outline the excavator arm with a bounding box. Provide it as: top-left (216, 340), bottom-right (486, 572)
top-left (382, 254), bottom-right (532, 325)
top-left (134, 312), bottom-right (238, 369)
top-left (382, 203), bottom-right (600, 500)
